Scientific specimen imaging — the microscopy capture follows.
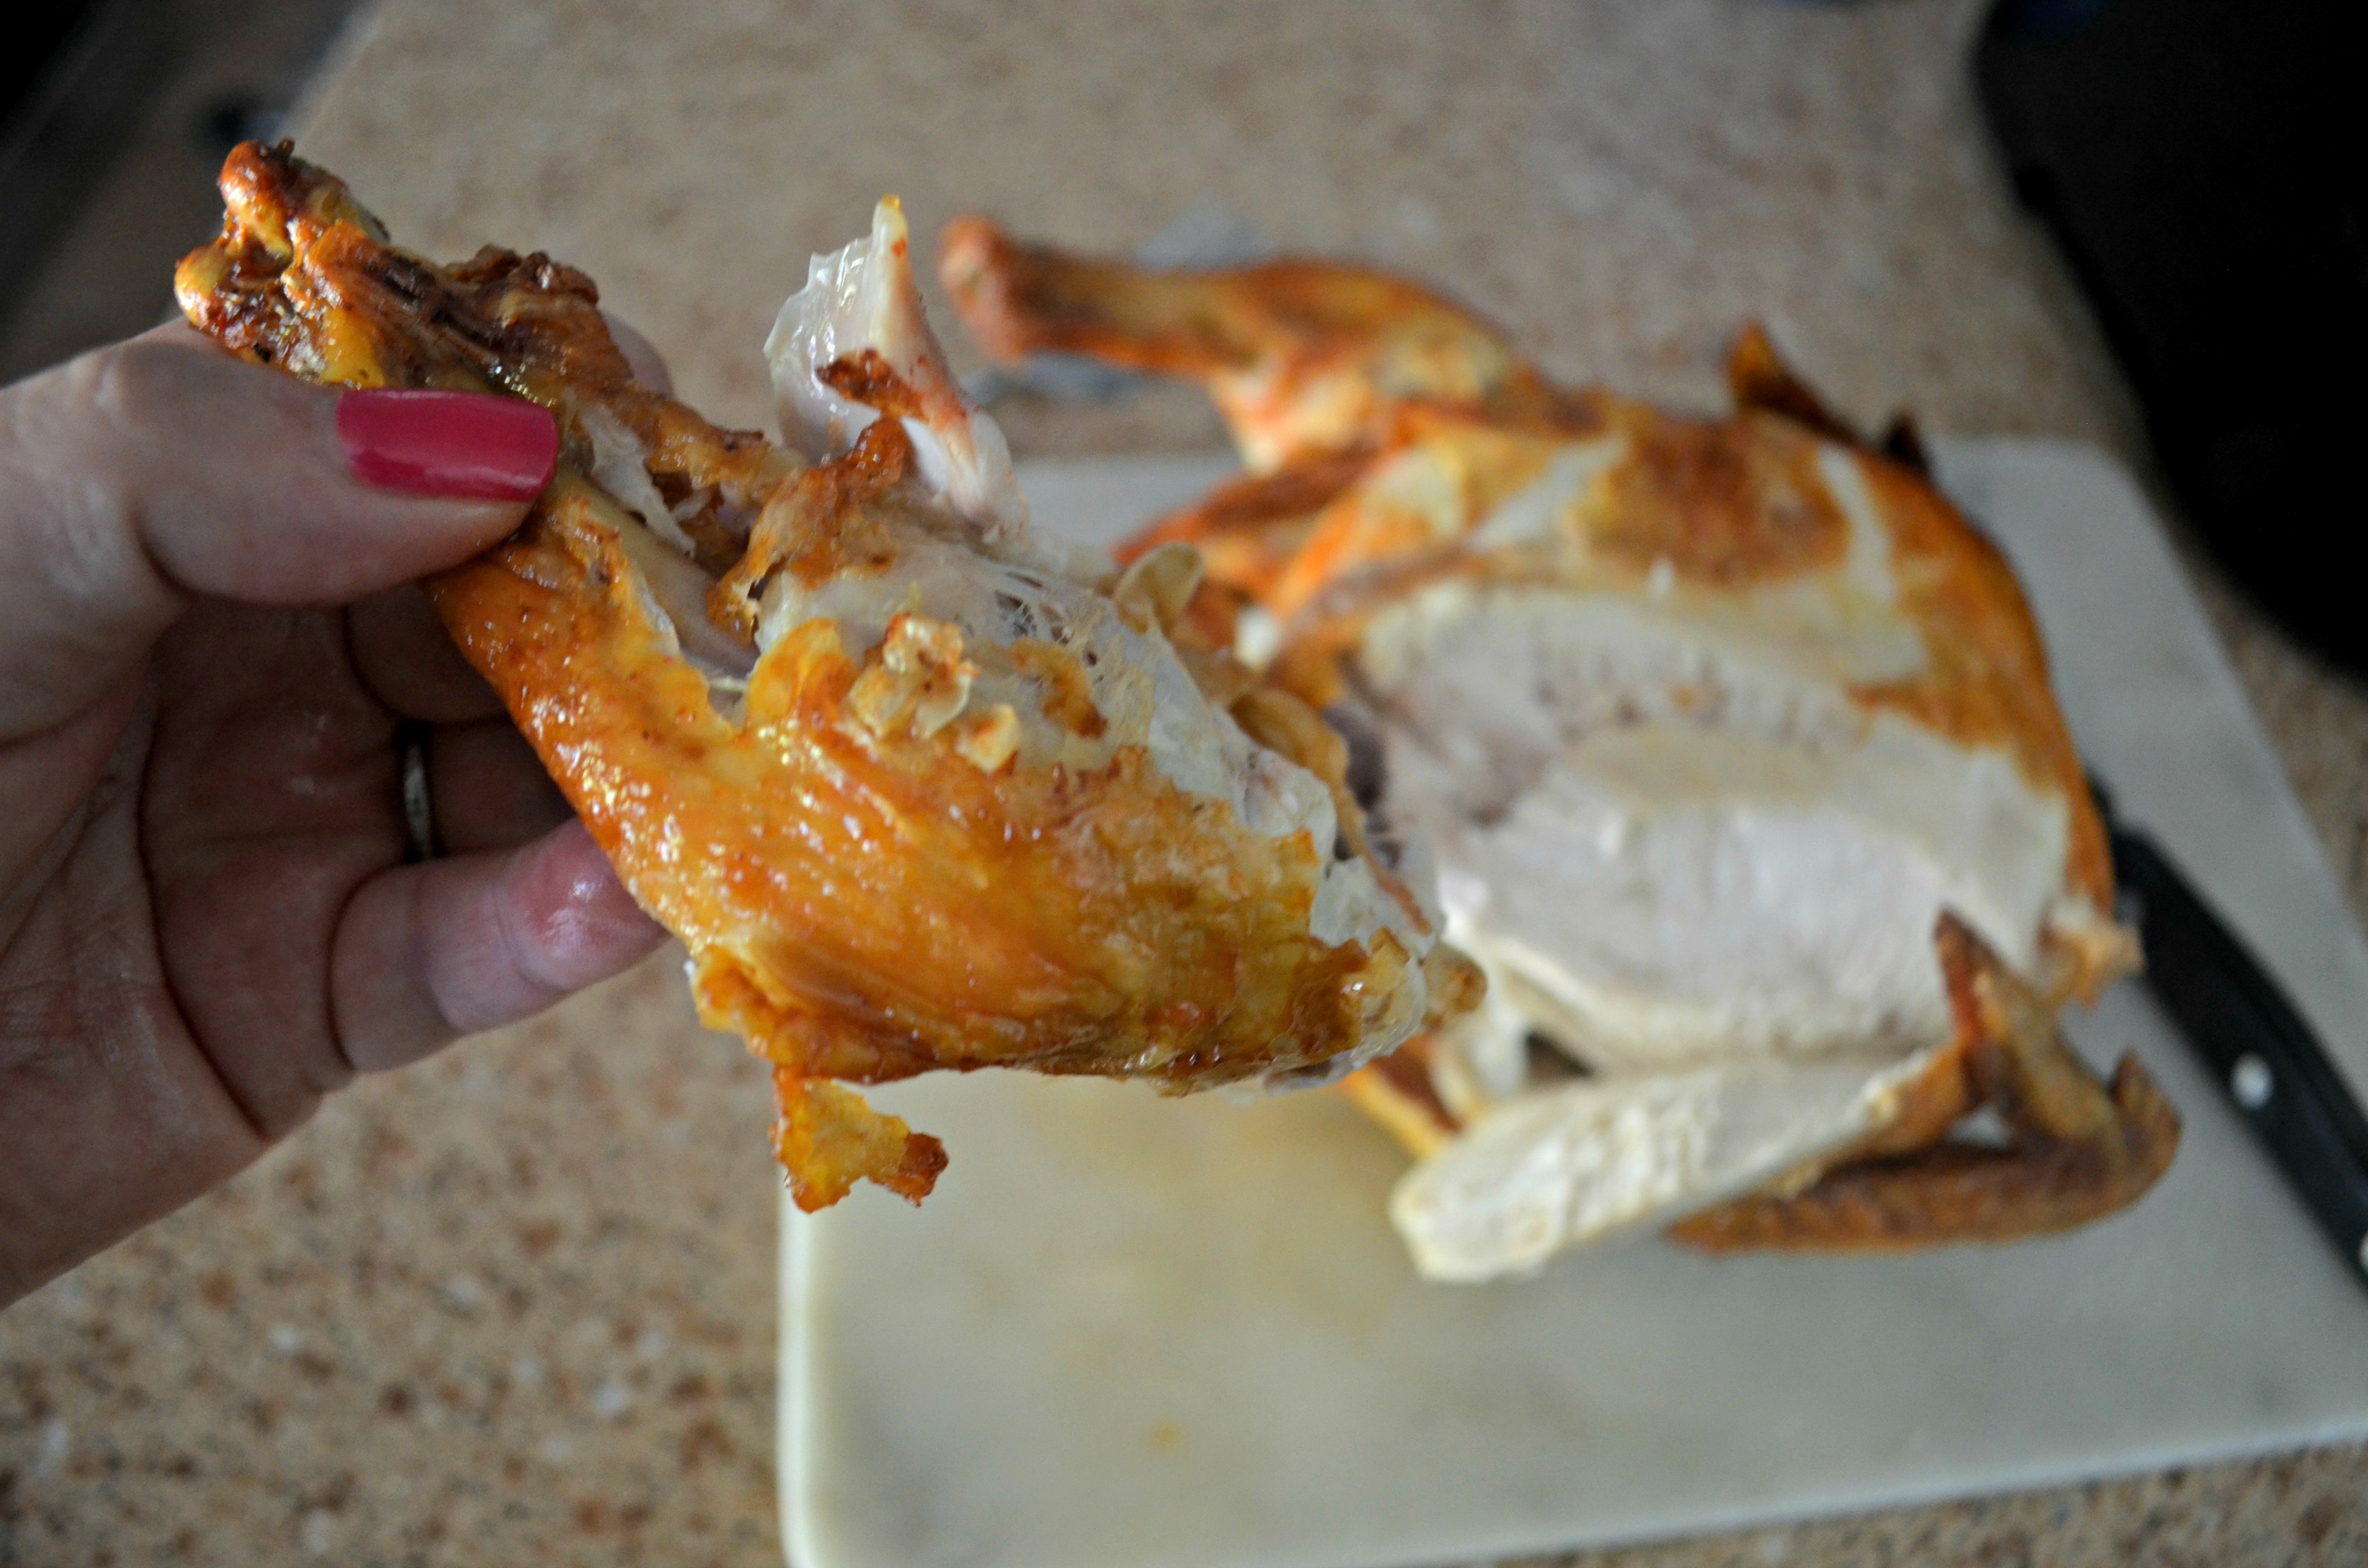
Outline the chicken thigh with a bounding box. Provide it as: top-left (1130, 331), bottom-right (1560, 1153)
top-left (177, 145), bottom-right (1472, 1210)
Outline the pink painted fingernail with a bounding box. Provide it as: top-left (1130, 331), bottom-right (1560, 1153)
top-left (337, 389), bottom-right (558, 501)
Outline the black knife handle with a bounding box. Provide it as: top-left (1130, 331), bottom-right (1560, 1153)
top-left (2111, 826), bottom-right (2368, 1280)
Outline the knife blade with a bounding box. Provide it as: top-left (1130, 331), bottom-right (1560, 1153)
top-left (2092, 775), bottom-right (2368, 1284)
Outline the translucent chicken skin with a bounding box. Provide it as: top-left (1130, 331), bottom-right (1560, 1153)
top-left (943, 220), bottom-right (2177, 1273)
top-left (177, 144), bottom-right (1468, 1210)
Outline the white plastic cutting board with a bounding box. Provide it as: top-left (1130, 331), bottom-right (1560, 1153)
top-left (780, 440), bottom-right (2368, 1568)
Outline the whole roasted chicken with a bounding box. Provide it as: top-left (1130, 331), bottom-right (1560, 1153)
top-left (176, 144), bottom-right (1471, 1210)
top-left (943, 220), bottom-right (2179, 1279)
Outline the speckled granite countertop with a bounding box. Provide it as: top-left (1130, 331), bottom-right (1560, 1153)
top-left (7, 1), bottom-right (2368, 1563)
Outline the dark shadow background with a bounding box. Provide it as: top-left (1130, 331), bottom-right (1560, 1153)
top-left (1, 0), bottom-right (363, 384)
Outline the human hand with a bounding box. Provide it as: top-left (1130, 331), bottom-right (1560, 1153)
top-left (0, 324), bottom-right (669, 1306)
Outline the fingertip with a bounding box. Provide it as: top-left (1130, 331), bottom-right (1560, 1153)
top-left (603, 313), bottom-right (674, 395)
top-left (332, 823), bottom-right (664, 1074)
top-left (346, 585), bottom-right (507, 724)
top-left (502, 821), bottom-right (669, 996)
top-left (336, 388), bottom-right (558, 501)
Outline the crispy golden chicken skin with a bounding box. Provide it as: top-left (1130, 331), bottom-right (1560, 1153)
top-left (943, 220), bottom-right (2175, 1270)
top-left (178, 144), bottom-right (1472, 1210)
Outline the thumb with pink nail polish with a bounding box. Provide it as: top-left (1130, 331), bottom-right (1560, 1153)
top-left (338, 388), bottom-right (558, 501)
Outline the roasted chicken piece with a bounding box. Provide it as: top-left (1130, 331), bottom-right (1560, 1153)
top-left (944, 221), bottom-right (2177, 1279)
top-left (176, 144), bottom-right (1472, 1210)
